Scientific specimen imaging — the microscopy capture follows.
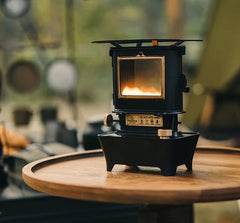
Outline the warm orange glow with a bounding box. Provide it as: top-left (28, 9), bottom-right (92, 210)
top-left (152, 40), bottom-right (158, 46)
top-left (122, 86), bottom-right (161, 96)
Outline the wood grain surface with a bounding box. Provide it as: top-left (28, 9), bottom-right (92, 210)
top-left (22, 146), bottom-right (240, 205)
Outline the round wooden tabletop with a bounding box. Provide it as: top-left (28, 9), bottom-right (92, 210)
top-left (22, 147), bottom-right (240, 205)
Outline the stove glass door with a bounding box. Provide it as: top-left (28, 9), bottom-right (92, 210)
top-left (118, 56), bottom-right (165, 99)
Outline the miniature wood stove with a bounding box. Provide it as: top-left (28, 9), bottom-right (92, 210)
top-left (93, 39), bottom-right (200, 176)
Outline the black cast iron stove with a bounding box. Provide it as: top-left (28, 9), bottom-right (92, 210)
top-left (93, 39), bottom-right (200, 176)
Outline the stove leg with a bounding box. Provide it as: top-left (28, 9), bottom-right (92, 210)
top-left (185, 162), bottom-right (192, 171)
top-left (185, 155), bottom-right (194, 171)
top-left (106, 161), bottom-right (115, 171)
top-left (138, 204), bottom-right (194, 223)
top-left (161, 167), bottom-right (177, 176)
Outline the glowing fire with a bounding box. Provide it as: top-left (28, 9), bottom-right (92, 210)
top-left (122, 86), bottom-right (161, 96)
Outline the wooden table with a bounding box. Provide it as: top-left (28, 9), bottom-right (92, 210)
top-left (22, 146), bottom-right (240, 223)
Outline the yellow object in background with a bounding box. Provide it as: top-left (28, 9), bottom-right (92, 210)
top-left (0, 125), bottom-right (30, 155)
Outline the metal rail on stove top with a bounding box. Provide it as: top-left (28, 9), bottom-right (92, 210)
top-left (92, 39), bottom-right (202, 48)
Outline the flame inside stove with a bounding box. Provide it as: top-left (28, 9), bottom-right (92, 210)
top-left (122, 86), bottom-right (161, 96)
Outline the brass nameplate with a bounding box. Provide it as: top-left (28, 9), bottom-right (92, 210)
top-left (126, 114), bottom-right (163, 127)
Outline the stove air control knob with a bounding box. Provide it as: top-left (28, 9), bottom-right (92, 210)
top-left (104, 113), bottom-right (114, 127)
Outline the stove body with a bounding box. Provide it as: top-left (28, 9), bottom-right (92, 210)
top-left (95, 39), bottom-right (199, 176)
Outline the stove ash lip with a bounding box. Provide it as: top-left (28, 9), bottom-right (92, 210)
top-left (99, 131), bottom-right (200, 139)
top-left (112, 109), bottom-right (186, 115)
